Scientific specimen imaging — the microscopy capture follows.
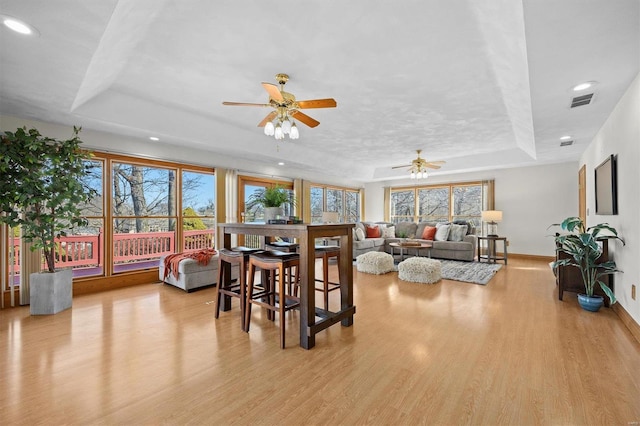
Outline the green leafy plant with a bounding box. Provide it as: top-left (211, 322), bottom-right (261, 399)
top-left (0, 127), bottom-right (97, 273)
top-left (550, 216), bottom-right (624, 304)
top-left (246, 185), bottom-right (295, 209)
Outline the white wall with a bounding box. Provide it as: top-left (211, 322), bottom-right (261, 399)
top-left (580, 72), bottom-right (640, 325)
top-left (365, 162), bottom-right (578, 256)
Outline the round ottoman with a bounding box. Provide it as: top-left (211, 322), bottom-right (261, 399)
top-left (398, 257), bottom-right (441, 284)
top-left (356, 252), bottom-right (395, 275)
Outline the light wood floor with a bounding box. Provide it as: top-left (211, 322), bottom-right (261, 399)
top-left (1, 258), bottom-right (640, 425)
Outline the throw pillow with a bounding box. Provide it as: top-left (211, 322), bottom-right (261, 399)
top-left (365, 225), bottom-right (380, 238)
top-left (382, 225), bottom-right (396, 238)
top-left (355, 227), bottom-right (366, 241)
top-left (448, 224), bottom-right (468, 242)
top-left (434, 224), bottom-right (451, 241)
top-left (421, 226), bottom-right (437, 240)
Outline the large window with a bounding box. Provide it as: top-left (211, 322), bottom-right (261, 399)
top-left (310, 185), bottom-right (361, 223)
top-left (390, 181), bottom-right (489, 227)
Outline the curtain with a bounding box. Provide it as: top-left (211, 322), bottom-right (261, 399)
top-left (20, 240), bottom-right (42, 306)
top-left (383, 187), bottom-right (391, 222)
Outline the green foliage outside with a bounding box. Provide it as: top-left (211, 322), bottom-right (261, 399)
top-left (183, 207), bottom-right (207, 230)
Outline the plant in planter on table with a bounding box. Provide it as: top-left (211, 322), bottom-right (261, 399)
top-left (245, 185), bottom-right (295, 223)
top-left (0, 127), bottom-right (96, 314)
top-left (550, 216), bottom-right (624, 312)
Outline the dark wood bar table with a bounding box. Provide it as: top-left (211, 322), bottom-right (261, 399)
top-left (218, 222), bottom-right (356, 349)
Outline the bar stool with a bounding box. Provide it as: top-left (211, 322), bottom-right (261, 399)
top-left (265, 240), bottom-right (299, 294)
top-left (313, 245), bottom-right (342, 311)
top-left (245, 250), bottom-right (301, 349)
top-left (215, 246), bottom-right (262, 331)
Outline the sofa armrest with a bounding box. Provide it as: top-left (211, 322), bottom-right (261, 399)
top-left (463, 234), bottom-right (477, 256)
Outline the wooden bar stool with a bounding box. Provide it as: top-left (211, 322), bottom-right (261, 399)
top-left (313, 245), bottom-right (342, 311)
top-left (215, 246), bottom-right (262, 331)
top-left (265, 241), bottom-right (299, 294)
top-left (245, 250), bottom-right (301, 349)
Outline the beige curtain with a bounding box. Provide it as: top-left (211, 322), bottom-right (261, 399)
top-left (301, 180), bottom-right (312, 223)
top-left (483, 180), bottom-right (495, 210)
top-left (383, 187), bottom-right (391, 222)
top-left (293, 178), bottom-right (303, 219)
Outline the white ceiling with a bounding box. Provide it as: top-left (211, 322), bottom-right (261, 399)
top-left (1, 0), bottom-right (638, 184)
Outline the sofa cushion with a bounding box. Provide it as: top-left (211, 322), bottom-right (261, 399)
top-left (355, 227), bottom-right (366, 241)
top-left (395, 222), bottom-right (417, 238)
top-left (448, 224), bottom-right (468, 242)
top-left (433, 240), bottom-right (472, 251)
top-left (366, 224), bottom-right (381, 238)
top-left (421, 226), bottom-right (437, 240)
top-left (354, 239), bottom-right (375, 250)
top-left (434, 223), bottom-right (451, 241)
top-left (382, 225), bottom-right (396, 238)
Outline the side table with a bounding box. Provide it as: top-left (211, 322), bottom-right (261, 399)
top-left (478, 236), bottom-right (508, 264)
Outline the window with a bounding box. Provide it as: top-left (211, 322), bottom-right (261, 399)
top-left (309, 185), bottom-right (362, 223)
top-left (390, 181), bottom-right (489, 227)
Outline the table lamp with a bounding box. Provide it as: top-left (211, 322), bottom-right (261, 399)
top-left (322, 211), bottom-right (340, 223)
top-left (481, 210), bottom-right (503, 236)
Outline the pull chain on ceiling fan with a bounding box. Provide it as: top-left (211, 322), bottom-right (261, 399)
top-left (222, 73), bottom-right (337, 140)
top-left (392, 150), bottom-right (446, 179)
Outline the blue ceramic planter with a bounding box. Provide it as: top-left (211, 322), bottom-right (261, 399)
top-left (577, 294), bottom-right (604, 312)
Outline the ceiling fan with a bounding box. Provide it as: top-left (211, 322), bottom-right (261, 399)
top-left (222, 73), bottom-right (336, 139)
top-left (392, 150), bottom-right (446, 178)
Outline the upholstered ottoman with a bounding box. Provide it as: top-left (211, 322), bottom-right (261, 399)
top-left (159, 254), bottom-right (239, 292)
top-left (356, 251), bottom-right (395, 275)
top-left (398, 257), bottom-right (441, 284)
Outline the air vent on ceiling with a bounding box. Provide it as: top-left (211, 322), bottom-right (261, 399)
top-left (560, 140), bottom-right (574, 147)
top-left (570, 93), bottom-right (593, 108)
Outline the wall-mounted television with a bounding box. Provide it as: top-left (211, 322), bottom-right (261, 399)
top-left (594, 154), bottom-right (618, 215)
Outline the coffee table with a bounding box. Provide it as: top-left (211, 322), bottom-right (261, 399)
top-left (389, 242), bottom-right (433, 261)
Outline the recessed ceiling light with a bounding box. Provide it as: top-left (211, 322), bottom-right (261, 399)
top-left (149, 136), bottom-right (159, 141)
top-left (573, 81), bottom-right (596, 91)
top-left (2, 15), bottom-right (38, 36)
top-left (560, 135), bottom-right (572, 141)
top-left (278, 162), bottom-right (285, 166)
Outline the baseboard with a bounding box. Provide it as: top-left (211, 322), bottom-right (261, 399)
top-left (612, 303), bottom-right (640, 345)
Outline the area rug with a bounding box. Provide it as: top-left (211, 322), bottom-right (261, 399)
top-left (439, 260), bottom-right (502, 285)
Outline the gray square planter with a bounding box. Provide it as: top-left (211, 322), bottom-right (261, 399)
top-left (30, 268), bottom-right (73, 315)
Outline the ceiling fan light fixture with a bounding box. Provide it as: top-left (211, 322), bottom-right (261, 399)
top-left (274, 123), bottom-right (284, 140)
top-left (264, 121), bottom-right (275, 136)
top-left (289, 122), bottom-right (299, 139)
top-left (281, 117), bottom-right (291, 134)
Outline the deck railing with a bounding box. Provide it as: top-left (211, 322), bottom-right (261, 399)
top-left (10, 229), bottom-right (215, 272)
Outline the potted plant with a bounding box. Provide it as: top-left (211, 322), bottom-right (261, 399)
top-left (246, 185), bottom-right (294, 222)
top-left (550, 216), bottom-right (624, 312)
top-left (0, 126), bottom-right (96, 314)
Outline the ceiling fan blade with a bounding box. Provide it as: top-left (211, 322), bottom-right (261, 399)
top-left (297, 98), bottom-right (337, 109)
top-left (391, 164), bottom-right (412, 169)
top-left (425, 164), bottom-right (442, 169)
top-left (290, 110), bottom-right (320, 128)
top-left (257, 111), bottom-right (277, 127)
top-left (261, 83), bottom-right (284, 102)
top-left (222, 101), bottom-right (270, 107)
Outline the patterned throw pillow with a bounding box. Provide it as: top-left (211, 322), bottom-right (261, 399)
top-left (355, 228), bottom-right (366, 241)
top-left (448, 224), bottom-right (468, 242)
top-left (421, 226), bottom-right (437, 240)
top-left (434, 223), bottom-right (451, 241)
top-left (382, 226), bottom-right (396, 238)
top-left (365, 225), bottom-right (380, 238)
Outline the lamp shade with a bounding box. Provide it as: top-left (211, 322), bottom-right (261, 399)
top-left (481, 210), bottom-right (503, 222)
top-left (321, 211), bottom-right (339, 223)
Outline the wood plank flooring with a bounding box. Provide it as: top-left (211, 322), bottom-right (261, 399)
top-left (1, 258), bottom-right (640, 425)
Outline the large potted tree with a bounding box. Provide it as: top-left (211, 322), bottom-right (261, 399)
top-left (0, 126), bottom-right (96, 314)
top-left (246, 185), bottom-right (294, 223)
top-left (551, 216), bottom-right (624, 312)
